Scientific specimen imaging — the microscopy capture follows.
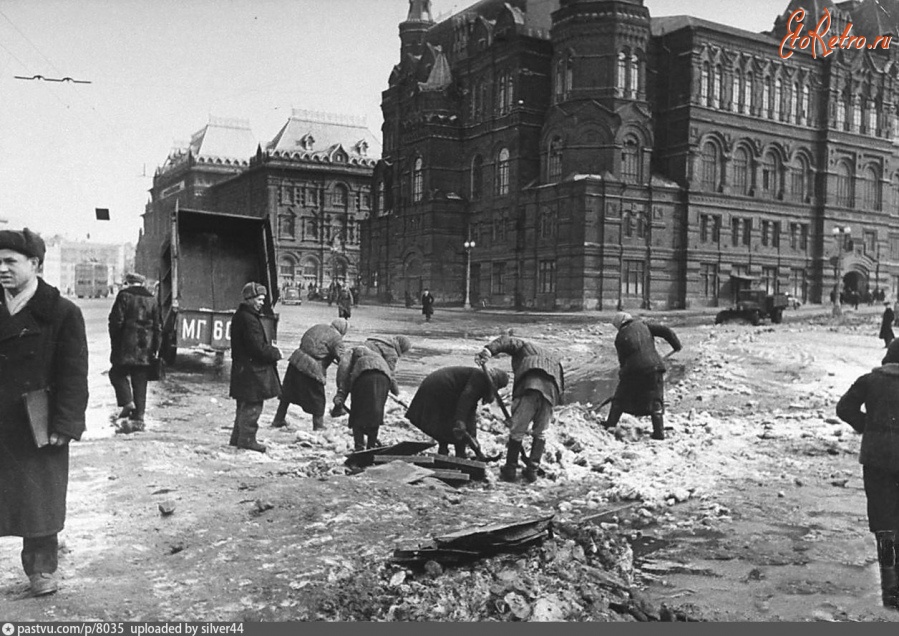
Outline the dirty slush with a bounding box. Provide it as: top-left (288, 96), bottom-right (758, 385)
top-left (0, 301), bottom-right (896, 622)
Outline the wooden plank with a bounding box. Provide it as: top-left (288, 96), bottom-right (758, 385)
top-left (344, 441), bottom-right (436, 467)
top-left (428, 454), bottom-right (487, 480)
top-left (373, 455), bottom-right (435, 465)
top-left (577, 502), bottom-right (640, 526)
top-left (429, 469), bottom-right (470, 483)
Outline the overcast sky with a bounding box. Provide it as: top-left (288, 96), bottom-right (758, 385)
top-left (0, 0), bottom-right (792, 245)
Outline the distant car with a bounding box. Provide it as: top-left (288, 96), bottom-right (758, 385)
top-left (785, 294), bottom-right (802, 309)
top-left (281, 287), bottom-right (302, 305)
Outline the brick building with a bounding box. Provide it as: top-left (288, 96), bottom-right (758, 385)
top-left (362, 0), bottom-right (899, 310)
top-left (135, 112), bottom-right (379, 293)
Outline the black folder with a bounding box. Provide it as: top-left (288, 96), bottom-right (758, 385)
top-left (23, 388), bottom-right (51, 448)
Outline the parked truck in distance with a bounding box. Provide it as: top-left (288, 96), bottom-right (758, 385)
top-left (74, 261), bottom-right (109, 299)
top-left (157, 206), bottom-right (279, 367)
top-left (715, 289), bottom-right (789, 326)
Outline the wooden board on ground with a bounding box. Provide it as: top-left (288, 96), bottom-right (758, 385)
top-left (373, 455), bottom-right (436, 465)
top-left (344, 440), bottom-right (436, 467)
top-left (426, 454), bottom-right (487, 480)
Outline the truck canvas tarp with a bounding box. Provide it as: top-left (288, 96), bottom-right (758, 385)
top-left (158, 206), bottom-right (279, 363)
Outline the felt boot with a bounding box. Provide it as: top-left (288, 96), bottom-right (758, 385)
top-left (500, 439), bottom-right (522, 482)
top-left (876, 531), bottom-right (899, 609)
top-left (523, 438), bottom-right (546, 483)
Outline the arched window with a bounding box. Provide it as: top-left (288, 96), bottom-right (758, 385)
top-left (761, 151), bottom-right (782, 198)
top-left (621, 137), bottom-right (641, 183)
top-left (505, 73), bottom-right (514, 111)
top-left (791, 154), bottom-right (810, 201)
top-left (836, 161), bottom-right (853, 207)
top-left (376, 180), bottom-right (385, 215)
top-left (892, 174), bottom-right (899, 210)
top-left (852, 96), bottom-right (862, 131)
top-left (496, 148), bottom-right (510, 196)
top-left (618, 51), bottom-right (628, 95)
top-left (332, 183), bottom-right (349, 209)
top-left (792, 82), bottom-right (800, 122)
top-left (547, 137), bottom-right (563, 183)
top-left (300, 258), bottom-right (319, 285)
top-left (497, 72), bottom-right (507, 115)
top-left (629, 52), bottom-right (640, 96)
top-left (867, 101), bottom-right (877, 135)
top-left (701, 141), bottom-right (720, 191)
top-left (732, 70), bottom-right (741, 112)
top-left (701, 62), bottom-right (710, 104)
top-left (801, 85), bottom-right (810, 123)
top-left (762, 77), bottom-right (772, 117)
top-left (836, 98), bottom-right (846, 129)
top-left (554, 58), bottom-right (564, 99)
top-left (278, 213), bottom-right (295, 238)
top-left (733, 147), bottom-right (750, 195)
top-left (471, 155), bottom-right (483, 199)
top-left (862, 165), bottom-right (881, 210)
top-left (412, 158), bottom-right (423, 203)
top-left (716, 64), bottom-right (725, 109)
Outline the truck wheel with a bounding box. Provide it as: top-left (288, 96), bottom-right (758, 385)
top-left (771, 309), bottom-right (783, 324)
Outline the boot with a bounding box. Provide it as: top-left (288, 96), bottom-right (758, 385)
top-left (271, 400), bottom-right (289, 428)
top-left (366, 429), bottom-right (383, 450)
top-left (602, 402), bottom-right (623, 430)
top-left (876, 531), bottom-right (899, 609)
top-left (117, 401), bottom-right (136, 420)
top-left (229, 423), bottom-right (239, 447)
top-left (237, 440), bottom-right (266, 453)
top-left (651, 412), bottom-right (665, 441)
top-left (312, 415), bottom-right (326, 431)
top-left (523, 438), bottom-right (546, 483)
top-left (352, 430), bottom-right (366, 453)
top-left (500, 439), bottom-right (522, 482)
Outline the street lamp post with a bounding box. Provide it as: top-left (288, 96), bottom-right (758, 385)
top-left (463, 239), bottom-right (476, 309)
top-left (832, 225), bottom-right (851, 318)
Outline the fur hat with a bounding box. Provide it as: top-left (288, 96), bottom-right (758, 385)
top-left (330, 318), bottom-right (349, 335)
top-left (124, 272), bottom-right (146, 285)
top-left (612, 312), bottom-right (633, 330)
top-left (883, 339), bottom-right (899, 365)
top-left (488, 367), bottom-right (509, 390)
top-left (242, 282), bottom-right (267, 300)
top-left (0, 228), bottom-right (45, 264)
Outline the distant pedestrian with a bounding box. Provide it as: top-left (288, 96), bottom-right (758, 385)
top-left (836, 342), bottom-right (899, 610)
top-left (337, 287), bottom-right (352, 320)
top-left (271, 319), bottom-right (347, 432)
top-left (108, 272), bottom-right (161, 432)
top-left (476, 334), bottom-right (564, 483)
top-left (0, 228), bottom-right (88, 597)
top-left (881, 302), bottom-right (895, 348)
top-left (602, 312), bottom-right (682, 441)
top-left (334, 335), bottom-right (412, 452)
top-left (422, 288), bottom-right (435, 322)
top-left (228, 282), bottom-right (281, 453)
top-left (405, 365), bottom-right (509, 459)
top-left (350, 285), bottom-right (359, 307)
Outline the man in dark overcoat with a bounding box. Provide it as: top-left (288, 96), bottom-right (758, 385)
top-left (229, 282), bottom-right (281, 453)
top-left (271, 318), bottom-right (347, 431)
top-left (602, 312), bottom-right (682, 441)
top-left (421, 289), bottom-right (435, 322)
top-left (880, 302), bottom-right (895, 349)
top-left (836, 342), bottom-right (899, 610)
top-left (337, 287), bottom-right (353, 320)
top-left (108, 272), bottom-right (160, 430)
top-left (0, 228), bottom-right (88, 596)
top-left (476, 334), bottom-right (564, 483)
top-left (405, 365), bottom-right (509, 458)
top-left (334, 335), bottom-right (411, 452)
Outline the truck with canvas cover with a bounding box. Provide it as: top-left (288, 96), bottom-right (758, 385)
top-left (157, 206), bottom-right (279, 365)
top-left (74, 261), bottom-right (109, 299)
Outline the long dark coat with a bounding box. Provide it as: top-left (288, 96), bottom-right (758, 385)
top-left (229, 303), bottom-right (281, 403)
top-left (405, 366), bottom-right (493, 444)
top-left (0, 278), bottom-right (88, 537)
top-left (421, 292), bottom-right (435, 317)
top-left (337, 290), bottom-right (352, 319)
top-left (108, 285), bottom-right (160, 366)
top-left (614, 318), bottom-right (682, 416)
top-left (837, 363), bottom-right (899, 470)
top-left (880, 307), bottom-right (895, 342)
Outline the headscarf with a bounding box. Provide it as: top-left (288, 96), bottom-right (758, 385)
top-left (330, 318), bottom-right (348, 335)
top-left (612, 312), bottom-right (633, 330)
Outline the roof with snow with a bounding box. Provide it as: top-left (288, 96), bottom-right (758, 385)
top-left (266, 109), bottom-right (381, 165)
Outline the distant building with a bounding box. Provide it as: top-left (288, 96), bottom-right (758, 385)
top-left (135, 112), bottom-right (380, 293)
top-left (362, 0), bottom-right (899, 310)
top-left (43, 237), bottom-right (132, 295)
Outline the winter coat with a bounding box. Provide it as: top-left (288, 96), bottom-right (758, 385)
top-left (405, 366), bottom-right (493, 443)
top-left (880, 307), bottom-right (895, 341)
top-left (421, 293), bottom-right (435, 316)
top-left (287, 323), bottom-right (345, 385)
top-left (108, 285), bottom-right (161, 366)
top-left (229, 303), bottom-right (281, 402)
top-left (335, 337), bottom-right (405, 401)
top-left (337, 291), bottom-right (352, 319)
top-left (0, 278), bottom-right (89, 537)
top-left (483, 335), bottom-right (564, 402)
top-left (615, 319), bottom-right (681, 378)
top-left (836, 363), bottom-right (899, 470)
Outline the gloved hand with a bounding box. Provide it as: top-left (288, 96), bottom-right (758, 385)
top-left (475, 348), bottom-right (492, 365)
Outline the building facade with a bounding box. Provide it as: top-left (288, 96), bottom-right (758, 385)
top-left (135, 112), bottom-right (379, 294)
top-left (362, 0), bottom-right (899, 310)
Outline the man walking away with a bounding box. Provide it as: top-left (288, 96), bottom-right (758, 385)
top-left (337, 287), bottom-right (353, 320)
top-left (476, 334), bottom-right (564, 483)
top-left (271, 318), bottom-right (347, 432)
top-left (108, 272), bottom-right (161, 431)
top-left (405, 365), bottom-right (509, 458)
top-left (880, 302), bottom-right (895, 349)
top-left (836, 344), bottom-right (899, 611)
top-left (602, 312), bottom-right (682, 441)
top-left (0, 228), bottom-right (88, 596)
top-left (334, 335), bottom-right (411, 452)
top-left (229, 282), bottom-right (281, 453)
